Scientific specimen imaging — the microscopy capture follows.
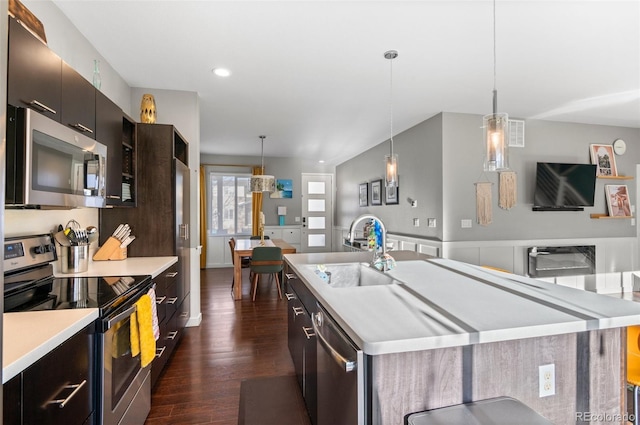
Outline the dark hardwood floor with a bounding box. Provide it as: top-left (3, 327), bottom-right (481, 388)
top-left (145, 267), bottom-right (296, 424)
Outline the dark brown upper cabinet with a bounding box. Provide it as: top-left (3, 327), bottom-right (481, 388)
top-left (62, 62), bottom-right (96, 138)
top-left (7, 16), bottom-right (62, 121)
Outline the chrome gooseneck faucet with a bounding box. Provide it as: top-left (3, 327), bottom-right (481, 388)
top-left (348, 214), bottom-right (394, 271)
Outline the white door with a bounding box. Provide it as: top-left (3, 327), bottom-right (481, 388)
top-left (301, 173), bottom-right (333, 253)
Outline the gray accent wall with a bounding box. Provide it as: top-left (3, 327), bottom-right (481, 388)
top-left (337, 111), bottom-right (640, 243)
top-left (336, 113), bottom-right (444, 240)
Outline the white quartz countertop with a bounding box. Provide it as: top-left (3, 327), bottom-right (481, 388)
top-left (3, 309), bottom-right (99, 383)
top-left (55, 256), bottom-right (178, 278)
top-left (285, 253), bottom-right (640, 355)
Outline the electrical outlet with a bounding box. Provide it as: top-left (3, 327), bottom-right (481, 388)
top-left (461, 219), bottom-right (472, 228)
top-left (428, 218), bottom-right (437, 228)
top-left (539, 364), bottom-right (555, 397)
top-left (413, 218), bottom-right (420, 227)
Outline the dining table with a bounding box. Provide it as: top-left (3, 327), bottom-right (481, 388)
top-left (233, 238), bottom-right (297, 300)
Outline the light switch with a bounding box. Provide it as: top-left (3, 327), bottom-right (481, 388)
top-left (413, 218), bottom-right (420, 227)
top-left (428, 218), bottom-right (436, 228)
top-left (461, 219), bottom-right (472, 228)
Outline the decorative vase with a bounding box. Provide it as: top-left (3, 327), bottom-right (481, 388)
top-left (140, 94), bottom-right (157, 124)
top-left (92, 59), bottom-right (102, 89)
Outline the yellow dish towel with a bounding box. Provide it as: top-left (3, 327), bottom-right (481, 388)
top-left (129, 294), bottom-right (156, 368)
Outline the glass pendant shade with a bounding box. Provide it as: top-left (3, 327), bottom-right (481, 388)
top-left (483, 112), bottom-right (509, 171)
top-left (250, 174), bottom-right (275, 193)
top-left (385, 153), bottom-right (398, 187)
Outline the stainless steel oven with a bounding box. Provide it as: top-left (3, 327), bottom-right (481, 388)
top-left (4, 234), bottom-right (153, 425)
top-left (100, 285), bottom-right (153, 425)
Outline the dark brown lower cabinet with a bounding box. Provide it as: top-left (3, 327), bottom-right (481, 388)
top-left (3, 325), bottom-right (94, 425)
top-left (151, 263), bottom-right (189, 389)
top-left (286, 274), bottom-right (317, 425)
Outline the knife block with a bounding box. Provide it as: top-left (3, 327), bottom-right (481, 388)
top-left (93, 237), bottom-right (128, 261)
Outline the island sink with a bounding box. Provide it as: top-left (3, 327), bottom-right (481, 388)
top-left (308, 262), bottom-right (401, 288)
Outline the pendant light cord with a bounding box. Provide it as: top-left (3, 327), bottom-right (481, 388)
top-left (384, 50), bottom-right (398, 156)
top-left (260, 135), bottom-right (266, 172)
top-left (492, 0), bottom-right (497, 115)
top-left (389, 54), bottom-right (394, 155)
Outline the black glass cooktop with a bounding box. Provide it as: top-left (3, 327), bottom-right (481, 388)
top-left (4, 274), bottom-right (151, 314)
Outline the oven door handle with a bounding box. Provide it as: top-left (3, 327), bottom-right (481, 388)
top-left (106, 305), bottom-right (137, 330)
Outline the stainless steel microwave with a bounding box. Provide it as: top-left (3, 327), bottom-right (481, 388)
top-left (6, 106), bottom-right (107, 208)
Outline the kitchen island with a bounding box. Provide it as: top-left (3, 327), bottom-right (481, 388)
top-left (285, 251), bottom-right (640, 424)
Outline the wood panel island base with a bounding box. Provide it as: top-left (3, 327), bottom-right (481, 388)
top-left (284, 251), bottom-right (640, 425)
top-left (371, 329), bottom-right (622, 424)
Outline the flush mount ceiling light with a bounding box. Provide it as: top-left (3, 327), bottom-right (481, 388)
top-left (483, 0), bottom-right (509, 172)
top-left (212, 67), bottom-right (231, 77)
top-left (384, 50), bottom-right (399, 188)
top-left (250, 135), bottom-right (275, 193)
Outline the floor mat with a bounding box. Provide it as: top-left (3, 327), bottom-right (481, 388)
top-left (238, 375), bottom-right (311, 425)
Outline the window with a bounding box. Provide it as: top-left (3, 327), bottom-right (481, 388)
top-left (208, 173), bottom-right (253, 235)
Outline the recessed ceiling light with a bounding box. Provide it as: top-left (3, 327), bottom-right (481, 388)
top-left (318, 160), bottom-right (325, 164)
top-left (212, 68), bottom-right (231, 77)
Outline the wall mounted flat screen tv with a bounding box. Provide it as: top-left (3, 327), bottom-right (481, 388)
top-left (533, 162), bottom-right (597, 211)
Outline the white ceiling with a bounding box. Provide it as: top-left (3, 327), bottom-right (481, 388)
top-left (51, 0), bottom-right (640, 165)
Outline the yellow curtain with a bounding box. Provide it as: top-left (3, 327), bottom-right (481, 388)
top-left (252, 166), bottom-right (264, 236)
top-left (199, 166), bottom-right (207, 269)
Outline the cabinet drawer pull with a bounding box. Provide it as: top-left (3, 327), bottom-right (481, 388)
top-left (303, 326), bottom-right (316, 339)
top-left (180, 312), bottom-right (189, 319)
top-left (155, 346), bottom-right (166, 358)
top-left (46, 379), bottom-right (86, 408)
top-left (30, 99), bottom-right (57, 115)
top-left (285, 292), bottom-right (296, 300)
top-left (167, 297), bottom-right (178, 305)
top-left (167, 331), bottom-right (178, 340)
top-left (107, 195), bottom-right (121, 200)
top-left (285, 273), bottom-right (297, 280)
top-left (71, 123), bottom-right (94, 134)
top-left (156, 296), bottom-right (167, 304)
top-left (165, 271), bottom-right (178, 278)
top-left (292, 306), bottom-right (305, 316)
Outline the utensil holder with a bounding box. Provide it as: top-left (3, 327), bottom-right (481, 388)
top-left (60, 245), bottom-right (89, 273)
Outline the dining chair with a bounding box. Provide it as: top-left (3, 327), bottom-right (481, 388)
top-left (628, 326), bottom-right (640, 425)
top-left (229, 238), bottom-right (251, 292)
top-left (249, 247), bottom-right (283, 301)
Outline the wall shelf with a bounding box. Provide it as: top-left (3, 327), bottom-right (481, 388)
top-left (597, 175), bottom-right (634, 180)
top-left (590, 214), bottom-right (634, 219)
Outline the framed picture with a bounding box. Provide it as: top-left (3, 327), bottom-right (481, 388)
top-left (359, 183), bottom-right (368, 207)
top-left (605, 184), bottom-right (632, 217)
top-left (385, 184), bottom-right (399, 205)
top-left (270, 179), bottom-right (293, 198)
top-left (590, 144), bottom-right (617, 177)
top-left (371, 179), bottom-right (382, 205)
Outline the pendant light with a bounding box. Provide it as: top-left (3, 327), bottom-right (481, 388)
top-left (483, 0), bottom-right (509, 172)
top-left (384, 50), bottom-right (399, 188)
top-left (250, 135), bottom-right (275, 193)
